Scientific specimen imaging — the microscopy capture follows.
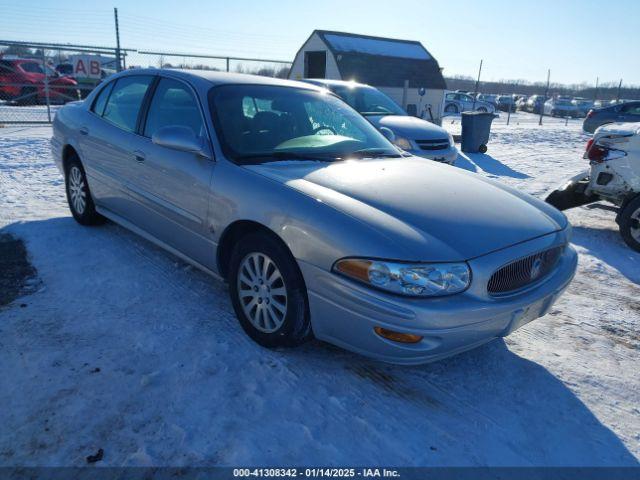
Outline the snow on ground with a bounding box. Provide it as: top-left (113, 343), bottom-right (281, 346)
top-left (0, 113), bottom-right (639, 467)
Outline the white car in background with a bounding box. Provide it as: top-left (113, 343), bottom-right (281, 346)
top-left (444, 91), bottom-right (496, 115)
top-left (304, 79), bottom-right (458, 165)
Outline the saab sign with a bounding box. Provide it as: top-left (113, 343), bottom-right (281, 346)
top-left (70, 55), bottom-right (102, 79)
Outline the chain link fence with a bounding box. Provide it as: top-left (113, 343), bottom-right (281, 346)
top-left (0, 40), bottom-right (291, 124)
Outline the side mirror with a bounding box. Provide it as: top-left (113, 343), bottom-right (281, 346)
top-left (152, 125), bottom-right (211, 159)
top-left (379, 126), bottom-right (395, 142)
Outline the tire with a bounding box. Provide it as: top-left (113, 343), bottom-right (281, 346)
top-left (444, 103), bottom-right (459, 114)
top-left (477, 107), bottom-right (487, 113)
top-left (228, 232), bottom-right (312, 348)
top-left (17, 87), bottom-right (37, 106)
top-left (619, 196), bottom-right (640, 253)
top-left (478, 144), bottom-right (488, 153)
top-left (65, 155), bottom-right (105, 226)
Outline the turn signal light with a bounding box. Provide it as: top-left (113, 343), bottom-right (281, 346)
top-left (374, 327), bottom-right (423, 344)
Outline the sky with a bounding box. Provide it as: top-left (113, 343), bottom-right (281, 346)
top-left (3, 0), bottom-right (639, 86)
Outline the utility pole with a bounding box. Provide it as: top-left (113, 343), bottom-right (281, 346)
top-left (593, 77), bottom-right (599, 102)
top-left (539, 69), bottom-right (550, 126)
top-left (616, 78), bottom-right (623, 102)
top-left (114, 8), bottom-right (122, 72)
top-left (472, 59), bottom-right (483, 111)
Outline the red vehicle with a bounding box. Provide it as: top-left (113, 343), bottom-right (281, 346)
top-left (0, 58), bottom-right (78, 105)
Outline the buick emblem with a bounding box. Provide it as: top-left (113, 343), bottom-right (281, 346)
top-left (530, 258), bottom-right (543, 280)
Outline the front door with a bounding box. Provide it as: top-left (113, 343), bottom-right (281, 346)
top-left (128, 76), bottom-right (216, 269)
top-left (305, 51), bottom-right (326, 78)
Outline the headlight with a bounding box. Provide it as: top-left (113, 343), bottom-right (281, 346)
top-left (392, 136), bottom-right (413, 151)
top-left (448, 132), bottom-right (455, 147)
top-left (333, 258), bottom-right (471, 297)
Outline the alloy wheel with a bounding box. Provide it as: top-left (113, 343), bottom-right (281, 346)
top-left (68, 166), bottom-right (87, 215)
top-left (237, 252), bottom-right (288, 333)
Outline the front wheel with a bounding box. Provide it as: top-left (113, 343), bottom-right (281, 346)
top-left (65, 156), bottom-right (105, 225)
top-left (619, 196), bottom-right (640, 252)
top-left (228, 232), bottom-right (312, 348)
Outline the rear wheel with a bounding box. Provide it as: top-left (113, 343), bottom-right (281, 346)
top-left (228, 232), bottom-right (312, 348)
top-left (477, 107), bottom-right (487, 113)
top-left (65, 155), bottom-right (105, 226)
top-left (445, 103), bottom-right (459, 114)
top-left (619, 196), bottom-right (640, 253)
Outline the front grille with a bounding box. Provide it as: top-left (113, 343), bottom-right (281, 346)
top-left (487, 246), bottom-right (564, 295)
top-left (415, 138), bottom-right (449, 151)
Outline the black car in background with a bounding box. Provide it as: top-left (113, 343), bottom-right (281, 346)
top-left (583, 101), bottom-right (640, 133)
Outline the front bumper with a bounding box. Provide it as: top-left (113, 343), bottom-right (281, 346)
top-left (299, 231), bottom-right (577, 365)
top-left (408, 146), bottom-right (458, 165)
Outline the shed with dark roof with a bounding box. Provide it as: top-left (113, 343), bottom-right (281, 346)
top-left (289, 30), bottom-right (447, 120)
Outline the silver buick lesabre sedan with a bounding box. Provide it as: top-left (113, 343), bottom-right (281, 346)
top-left (51, 69), bottom-right (577, 364)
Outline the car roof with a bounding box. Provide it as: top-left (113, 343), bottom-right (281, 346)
top-left (109, 68), bottom-right (325, 91)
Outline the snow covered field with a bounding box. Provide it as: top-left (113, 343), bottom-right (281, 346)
top-left (0, 113), bottom-right (639, 467)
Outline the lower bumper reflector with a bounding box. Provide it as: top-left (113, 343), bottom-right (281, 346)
top-left (374, 327), bottom-right (423, 344)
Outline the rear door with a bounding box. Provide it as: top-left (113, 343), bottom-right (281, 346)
top-left (77, 75), bottom-right (155, 221)
top-left (127, 76), bottom-right (216, 269)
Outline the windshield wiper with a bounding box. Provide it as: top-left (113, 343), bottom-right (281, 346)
top-left (348, 148), bottom-right (403, 158)
top-left (234, 151), bottom-right (341, 164)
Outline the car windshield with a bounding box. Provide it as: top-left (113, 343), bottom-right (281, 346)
top-left (330, 85), bottom-right (406, 116)
top-left (209, 84), bottom-right (403, 164)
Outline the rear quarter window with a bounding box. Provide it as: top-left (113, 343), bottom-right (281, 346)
top-left (91, 81), bottom-right (115, 117)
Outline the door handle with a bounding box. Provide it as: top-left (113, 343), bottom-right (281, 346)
top-left (79, 126), bottom-right (89, 136)
top-left (132, 150), bottom-right (146, 163)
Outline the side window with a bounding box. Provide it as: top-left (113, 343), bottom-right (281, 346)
top-left (102, 76), bottom-right (154, 133)
top-left (621, 104), bottom-right (640, 115)
top-left (144, 78), bottom-right (204, 138)
top-left (20, 62), bottom-right (44, 74)
top-left (91, 81), bottom-right (115, 116)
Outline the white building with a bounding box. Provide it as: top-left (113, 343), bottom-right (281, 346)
top-left (289, 30), bottom-right (447, 122)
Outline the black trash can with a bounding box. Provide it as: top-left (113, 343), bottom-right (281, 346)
top-left (461, 111), bottom-right (497, 153)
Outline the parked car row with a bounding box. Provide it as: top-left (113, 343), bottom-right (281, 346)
top-left (452, 92), bottom-right (639, 122)
top-left (444, 91), bottom-right (496, 114)
top-left (52, 68), bottom-right (577, 364)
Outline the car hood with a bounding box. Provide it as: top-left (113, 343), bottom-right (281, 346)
top-left (367, 115), bottom-right (449, 140)
top-left (246, 157), bottom-right (566, 261)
